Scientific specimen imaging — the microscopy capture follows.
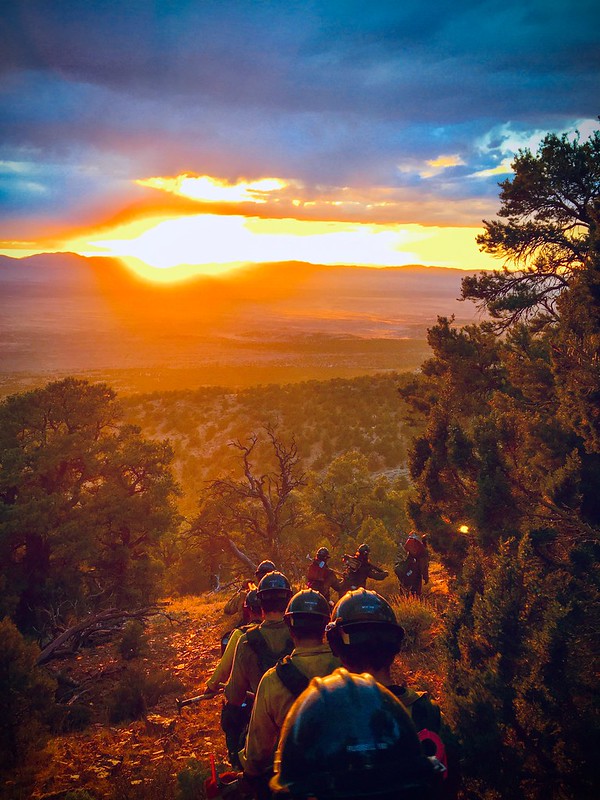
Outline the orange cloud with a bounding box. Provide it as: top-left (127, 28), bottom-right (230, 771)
top-left (136, 174), bottom-right (291, 203)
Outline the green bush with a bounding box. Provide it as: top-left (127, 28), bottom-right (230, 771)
top-left (106, 665), bottom-right (183, 723)
top-left (177, 758), bottom-right (209, 800)
top-left (0, 617), bottom-right (56, 770)
top-left (118, 620), bottom-right (148, 660)
top-left (51, 702), bottom-right (94, 733)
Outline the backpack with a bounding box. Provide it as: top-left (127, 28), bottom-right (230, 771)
top-left (220, 622), bottom-right (257, 655)
top-left (405, 536), bottom-right (426, 559)
top-left (307, 561), bottom-right (328, 589)
top-left (388, 686), bottom-right (448, 783)
top-left (275, 655), bottom-right (310, 698)
top-left (245, 627), bottom-right (293, 675)
top-left (394, 554), bottom-right (419, 582)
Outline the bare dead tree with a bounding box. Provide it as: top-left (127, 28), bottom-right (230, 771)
top-left (193, 425), bottom-right (307, 568)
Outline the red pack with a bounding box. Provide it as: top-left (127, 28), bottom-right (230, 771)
top-left (405, 536), bottom-right (426, 559)
top-left (307, 561), bottom-right (328, 584)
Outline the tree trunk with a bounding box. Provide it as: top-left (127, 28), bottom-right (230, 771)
top-left (224, 537), bottom-right (258, 574)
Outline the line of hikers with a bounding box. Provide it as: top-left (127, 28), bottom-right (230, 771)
top-left (305, 534), bottom-right (430, 601)
top-left (198, 541), bottom-right (457, 800)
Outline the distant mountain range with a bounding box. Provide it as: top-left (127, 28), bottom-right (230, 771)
top-left (0, 252), bottom-right (483, 382)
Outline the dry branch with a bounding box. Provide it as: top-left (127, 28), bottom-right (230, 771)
top-left (36, 606), bottom-right (164, 665)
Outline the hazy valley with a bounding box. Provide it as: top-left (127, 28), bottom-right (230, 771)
top-left (0, 253), bottom-right (481, 394)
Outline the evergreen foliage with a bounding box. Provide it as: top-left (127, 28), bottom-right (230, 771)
top-left (0, 378), bottom-right (180, 636)
top-left (0, 617), bottom-right (56, 769)
top-left (402, 125), bottom-right (600, 798)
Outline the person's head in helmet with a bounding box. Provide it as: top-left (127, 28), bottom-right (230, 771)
top-left (270, 668), bottom-right (435, 799)
top-left (243, 588), bottom-right (262, 622)
top-left (326, 589), bottom-right (404, 678)
top-left (315, 546), bottom-right (330, 563)
top-left (284, 589), bottom-right (331, 644)
top-left (257, 570), bottom-right (293, 615)
top-left (355, 543), bottom-right (370, 561)
top-left (255, 559), bottom-right (277, 581)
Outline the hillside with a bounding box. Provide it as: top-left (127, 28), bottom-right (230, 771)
top-left (120, 372), bottom-right (415, 516)
top-left (8, 585), bottom-right (448, 800)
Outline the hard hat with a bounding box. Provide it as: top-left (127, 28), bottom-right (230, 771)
top-left (257, 570), bottom-right (293, 602)
top-left (316, 546), bottom-right (330, 561)
top-left (243, 588), bottom-right (262, 615)
top-left (255, 559), bottom-right (277, 579)
top-left (326, 589), bottom-right (404, 654)
top-left (271, 668), bottom-right (434, 798)
top-left (284, 589), bottom-right (331, 629)
top-left (356, 543), bottom-right (370, 557)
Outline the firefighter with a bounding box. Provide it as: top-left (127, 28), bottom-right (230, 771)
top-left (394, 532), bottom-right (429, 598)
top-left (270, 668), bottom-right (437, 799)
top-left (222, 571), bottom-right (293, 768)
top-left (306, 546), bottom-right (343, 602)
top-left (223, 560), bottom-right (277, 620)
top-left (326, 589), bottom-right (459, 797)
top-left (205, 588), bottom-right (263, 696)
top-left (239, 589), bottom-right (340, 796)
top-left (339, 543), bottom-right (388, 591)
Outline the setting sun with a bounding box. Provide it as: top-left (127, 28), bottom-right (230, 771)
top-left (51, 171), bottom-right (500, 282)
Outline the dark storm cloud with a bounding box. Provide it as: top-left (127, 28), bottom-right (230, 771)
top-left (0, 0), bottom-right (598, 225)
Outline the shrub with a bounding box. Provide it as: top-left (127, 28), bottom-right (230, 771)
top-left (177, 758), bottom-right (209, 800)
top-left (107, 665), bottom-right (148, 722)
top-left (118, 620), bottom-right (148, 660)
top-left (0, 617), bottom-right (56, 769)
top-left (51, 702), bottom-right (94, 733)
top-left (390, 594), bottom-right (437, 652)
top-left (106, 665), bottom-right (183, 723)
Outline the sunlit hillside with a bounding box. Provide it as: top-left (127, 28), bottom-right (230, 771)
top-left (121, 372), bottom-right (414, 517)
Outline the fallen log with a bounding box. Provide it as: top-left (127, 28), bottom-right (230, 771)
top-left (36, 606), bottom-right (163, 665)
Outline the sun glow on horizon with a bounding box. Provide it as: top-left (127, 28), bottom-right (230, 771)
top-left (136, 174), bottom-right (290, 204)
top-left (0, 172), bottom-right (501, 280)
top-left (58, 211), bottom-right (497, 282)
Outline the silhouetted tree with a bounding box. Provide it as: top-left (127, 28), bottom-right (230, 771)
top-left (463, 126), bottom-right (600, 330)
top-left (0, 379), bottom-right (180, 635)
top-left (190, 426), bottom-right (306, 572)
top-left (400, 123), bottom-right (600, 798)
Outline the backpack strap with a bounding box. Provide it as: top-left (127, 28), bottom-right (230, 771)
top-left (239, 622), bottom-right (259, 633)
top-left (245, 627), bottom-right (292, 674)
top-left (388, 685), bottom-right (440, 731)
top-left (275, 656), bottom-right (310, 698)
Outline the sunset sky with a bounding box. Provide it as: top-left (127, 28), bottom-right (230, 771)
top-left (1, 0), bottom-right (598, 281)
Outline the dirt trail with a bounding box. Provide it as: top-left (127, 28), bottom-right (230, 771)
top-left (13, 576), bottom-right (448, 799)
top-left (24, 597), bottom-right (232, 799)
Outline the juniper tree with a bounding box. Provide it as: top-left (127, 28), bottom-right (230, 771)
top-left (400, 123), bottom-right (600, 798)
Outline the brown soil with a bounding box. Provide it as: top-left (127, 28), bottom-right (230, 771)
top-left (10, 597), bottom-right (232, 800)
